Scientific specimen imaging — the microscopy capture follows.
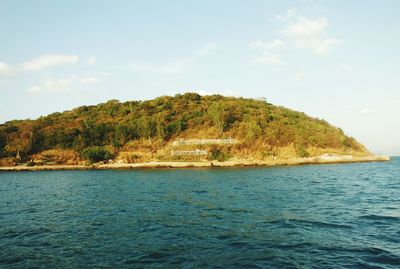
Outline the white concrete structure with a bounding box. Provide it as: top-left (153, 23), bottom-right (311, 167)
top-left (171, 149), bottom-right (208, 156)
top-left (172, 138), bottom-right (238, 146)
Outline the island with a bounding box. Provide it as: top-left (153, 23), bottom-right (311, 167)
top-left (0, 93), bottom-right (389, 171)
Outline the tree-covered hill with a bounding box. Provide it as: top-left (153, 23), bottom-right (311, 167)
top-left (0, 93), bottom-right (369, 165)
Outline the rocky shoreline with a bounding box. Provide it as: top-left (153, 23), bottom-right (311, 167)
top-left (0, 154), bottom-right (390, 171)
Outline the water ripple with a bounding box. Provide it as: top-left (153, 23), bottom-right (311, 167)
top-left (0, 157), bottom-right (399, 268)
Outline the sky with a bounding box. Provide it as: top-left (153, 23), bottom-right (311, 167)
top-left (0, 0), bottom-right (399, 155)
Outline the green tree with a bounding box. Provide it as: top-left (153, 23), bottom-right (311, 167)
top-left (4, 131), bottom-right (32, 158)
top-left (246, 121), bottom-right (262, 142)
top-left (81, 120), bottom-right (113, 147)
top-left (207, 102), bottom-right (225, 135)
top-left (296, 144), bottom-right (310, 157)
top-left (115, 123), bottom-right (131, 145)
top-left (137, 116), bottom-right (156, 138)
top-left (30, 128), bottom-right (45, 153)
top-left (81, 146), bottom-right (113, 163)
top-left (0, 132), bottom-right (6, 157)
top-left (155, 113), bottom-right (166, 141)
top-left (210, 147), bottom-right (231, 162)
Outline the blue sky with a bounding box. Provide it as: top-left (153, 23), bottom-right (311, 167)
top-left (1, 0), bottom-right (399, 155)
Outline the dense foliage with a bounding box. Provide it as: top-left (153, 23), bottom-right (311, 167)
top-left (81, 146), bottom-right (113, 163)
top-left (0, 93), bottom-right (367, 162)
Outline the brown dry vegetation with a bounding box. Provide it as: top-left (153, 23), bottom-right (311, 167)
top-left (0, 93), bottom-right (370, 166)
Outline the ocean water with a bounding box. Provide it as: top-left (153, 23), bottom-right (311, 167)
top-left (1, 158), bottom-right (399, 268)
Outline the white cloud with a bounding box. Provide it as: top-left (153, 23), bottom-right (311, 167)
top-left (22, 54), bottom-right (79, 70)
top-left (197, 90), bottom-right (216, 96)
top-left (252, 10), bottom-right (339, 65)
top-left (81, 77), bottom-right (100, 84)
top-left (294, 72), bottom-right (305, 80)
top-left (276, 8), bottom-right (296, 22)
top-left (86, 56), bottom-right (97, 65)
top-left (250, 39), bottom-right (285, 65)
top-left (222, 89), bottom-right (237, 96)
top-left (129, 59), bottom-right (188, 74)
top-left (0, 62), bottom-right (14, 76)
top-left (282, 13), bottom-right (340, 54)
top-left (336, 63), bottom-right (353, 72)
top-left (253, 52), bottom-right (284, 65)
top-left (360, 107), bottom-right (374, 115)
top-left (250, 39), bottom-right (285, 49)
top-left (152, 81), bottom-right (163, 87)
top-left (192, 89), bottom-right (237, 97)
top-left (27, 75), bottom-right (100, 95)
top-left (268, 39), bottom-right (285, 49)
top-left (27, 78), bottom-right (73, 95)
top-left (286, 17), bottom-right (327, 38)
top-left (197, 43), bottom-right (218, 56)
top-left (129, 42), bottom-right (217, 74)
top-left (95, 71), bottom-right (110, 76)
top-left (249, 40), bottom-right (265, 49)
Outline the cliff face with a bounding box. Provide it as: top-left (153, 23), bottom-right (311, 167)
top-left (0, 93), bottom-right (370, 165)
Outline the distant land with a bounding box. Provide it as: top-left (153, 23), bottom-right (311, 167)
top-left (0, 93), bottom-right (389, 170)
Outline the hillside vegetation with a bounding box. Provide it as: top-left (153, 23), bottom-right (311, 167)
top-left (0, 93), bottom-right (369, 165)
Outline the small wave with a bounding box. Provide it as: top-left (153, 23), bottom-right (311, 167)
top-left (124, 251), bottom-right (172, 264)
top-left (216, 234), bottom-right (234, 240)
top-left (359, 214), bottom-right (399, 222)
top-left (320, 246), bottom-right (393, 256)
top-left (227, 208), bottom-right (251, 214)
top-left (140, 251), bottom-right (171, 260)
top-left (229, 240), bottom-right (251, 249)
top-left (91, 222), bottom-right (104, 227)
top-left (277, 242), bottom-right (314, 250)
top-left (0, 230), bottom-right (20, 240)
top-left (366, 252), bottom-right (400, 266)
top-left (200, 213), bottom-right (224, 220)
top-left (0, 256), bottom-right (24, 265)
top-left (22, 227), bottom-right (52, 238)
top-left (192, 190), bottom-right (208, 194)
top-left (294, 219), bottom-right (353, 229)
top-left (203, 206), bottom-right (227, 212)
top-left (319, 246), bottom-right (400, 267)
top-left (264, 218), bottom-right (352, 229)
top-left (24, 208), bottom-right (38, 213)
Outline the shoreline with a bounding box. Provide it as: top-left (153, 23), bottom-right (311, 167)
top-left (0, 154), bottom-right (391, 172)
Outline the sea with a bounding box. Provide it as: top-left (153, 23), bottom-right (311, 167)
top-left (1, 157), bottom-right (399, 268)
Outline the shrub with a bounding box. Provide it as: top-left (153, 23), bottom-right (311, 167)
top-left (296, 145), bottom-right (309, 158)
top-left (33, 149), bottom-right (79, 165)
top-left (210, 147), bottom-right (231, 162)
top-left (0, 157), bottom-right (16, 167)
top-left (0, 93), bottom-right (370, 161)
top-left (81, 146), bottom-right (113, 163)
top-left (126, 153), bottom-right (140, 163)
